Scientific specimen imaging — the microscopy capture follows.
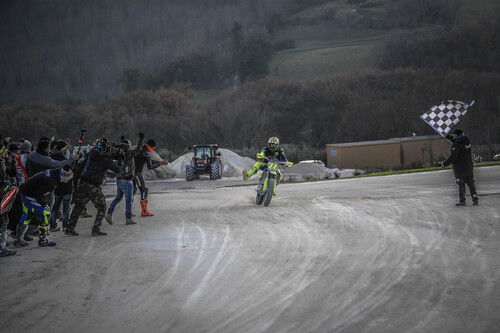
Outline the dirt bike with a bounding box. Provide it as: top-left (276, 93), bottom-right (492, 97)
top-left (255, 156), bottom-right (291, 207)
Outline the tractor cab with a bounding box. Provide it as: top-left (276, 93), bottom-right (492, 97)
top-left (186, 144), bottom-right (222, 181)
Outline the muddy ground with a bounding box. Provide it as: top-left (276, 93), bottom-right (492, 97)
top-left (1, 167), bottom-right (500, 332)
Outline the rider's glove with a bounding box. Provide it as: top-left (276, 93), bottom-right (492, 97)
top-left (285, 161), bottom-right (294, 167)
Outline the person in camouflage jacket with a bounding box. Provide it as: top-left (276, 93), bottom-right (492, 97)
top-left (65, 142), bottom-right (119, 237)
top-left (105, 133), bottom-right (144, 225)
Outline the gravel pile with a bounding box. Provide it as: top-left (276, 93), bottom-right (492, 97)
top-left (141, 148), bottom-right (358, 181)
top-left (167, 148), bottom-right (255, 178)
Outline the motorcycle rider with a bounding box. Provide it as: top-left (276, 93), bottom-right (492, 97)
top-left (14, 167), bottom-right (73, 247)
top-left (66, 140), bottom-right (119, 236)
top-left (134, 138), bottom-right (168, 217)
top-left (242, 137), bottom-right (293, 194)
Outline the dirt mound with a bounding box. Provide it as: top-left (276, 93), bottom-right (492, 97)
top-left (283, 163), bottom-right (337, 181)
top-left (142, 150), bottom-right (177, 180)
top-left (167, 152), bottom-right (194, 178)
top-left (141, 148), bottom-right (357, 181)
top-left (168, 148), bottom-right (255, 178)
top-left (219, 149), bottom-right (255, 178)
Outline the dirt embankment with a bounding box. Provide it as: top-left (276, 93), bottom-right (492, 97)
top-left (150, 148), bottom-right (348, 181)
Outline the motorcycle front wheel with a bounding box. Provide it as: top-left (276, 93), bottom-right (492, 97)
top-left (263, 178), bottom-right (275, 207)
top-left (256, 192), bottom-right (264, 205)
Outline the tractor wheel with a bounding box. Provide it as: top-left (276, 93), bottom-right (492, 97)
top-left (186, 165), bottom-right (196, 181)
top-left (210, 162), bottom-right (221, 180)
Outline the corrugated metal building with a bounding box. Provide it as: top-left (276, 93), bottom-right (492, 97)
top-left (326, 135), bottom-right (450, 169)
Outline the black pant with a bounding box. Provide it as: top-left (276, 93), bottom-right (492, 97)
top-left (456, 176), bottom-right (478, 203)
top-left (134, 172), bottom-right (148, 200)
top-left (7, 194), bottom-right (22, 232)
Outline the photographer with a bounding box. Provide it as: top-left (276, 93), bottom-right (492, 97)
top-left (65, 139), bottom-right (119, 236)
top-left (105, 133), bottom-right (144, 225)
top-left (134, 138), bottom-right (168, 216)
top-left (49, 140), bottom-right (73, 231)
top-left (72, 146), bottom-right (93, 219)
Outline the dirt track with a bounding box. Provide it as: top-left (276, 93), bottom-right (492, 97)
top-left (2, 167), bottom-right (500, 332)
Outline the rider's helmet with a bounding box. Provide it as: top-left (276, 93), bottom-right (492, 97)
top-left (268, 137), bottom-right (280, 152)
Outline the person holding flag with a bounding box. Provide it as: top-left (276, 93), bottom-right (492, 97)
top-left (441, 129), bottom-right (479, 206)
top-left (421, 100), bottom-right (478, 206)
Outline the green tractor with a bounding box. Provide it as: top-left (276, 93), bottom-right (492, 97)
top-left (186, 144), bottom-right (223, 181)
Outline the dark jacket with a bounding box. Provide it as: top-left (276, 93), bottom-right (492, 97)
top-left (51, 148), bottom-right (73, 195)
top-left (443, 134), bottom-right (474, 178)
top-left (72, 152), bottom-right (88, 181)
top-left (27, 150), bottom-right (70, 177)
top-left (134, 145), bottom-right (161, 173)
top-left (116, 138), bottom-right (143, 180)
top-left (80, 149), bottom-right (119, 186)
top-left (20, 170), bottom-right (59, 201)
top-left (259, 147), bottom-right (288, 162)
top-left (0, 152), bottom-right (16, 184)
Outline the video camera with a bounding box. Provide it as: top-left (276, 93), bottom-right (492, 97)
top-left (95, 137), bottom-right (127, 159)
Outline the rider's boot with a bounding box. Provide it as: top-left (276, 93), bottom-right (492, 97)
top-left (140, 200), bottom-right (154, 217)
top-left (244, 163), bottom-right (262, 181)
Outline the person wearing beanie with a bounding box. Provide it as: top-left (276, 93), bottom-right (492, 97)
top-left (133, 137), bottom-right (168, 217)
top-left (14, 168), bottom-right (72, 247)
top-left (8, 143), bottom-right (21, 155)
top-left (105, 133), bottom-right (144, 226)
top-left (49, 141), bottom-right (73, 231)
top-left (26, 138), bottom-right (71, 177)
top-left (442, 128), bottom-right (479, 206)
top-left (19, 140), bottom-right (32, 154)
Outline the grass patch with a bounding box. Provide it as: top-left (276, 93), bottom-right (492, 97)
top-left (460, 0), bottom-right (500, 20)
top-left (269, 29), bottom-right (387, 80)
top-left (348, 161), bottom-right (500, 179)
top-left (272, 44), bottom-right (375, 80)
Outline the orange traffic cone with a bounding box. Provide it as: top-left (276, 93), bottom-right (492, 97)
top-left (140, 200), bottom-right (154, 217)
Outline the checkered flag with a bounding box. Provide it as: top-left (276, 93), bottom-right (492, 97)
top-left (420, 100), bottom-right (474, 137)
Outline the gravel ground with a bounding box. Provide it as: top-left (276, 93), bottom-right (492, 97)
top-left (1, 167), bottom-right (500, 333)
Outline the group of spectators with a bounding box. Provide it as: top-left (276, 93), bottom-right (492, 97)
top-left (0, 133), bottom-right (168, 257)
